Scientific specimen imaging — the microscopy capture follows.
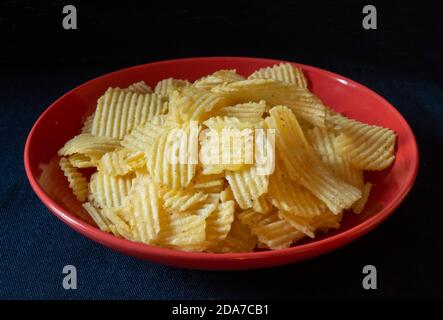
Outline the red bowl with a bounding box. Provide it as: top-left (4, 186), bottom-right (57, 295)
top-left (24, 57), bottom-right (419, 270)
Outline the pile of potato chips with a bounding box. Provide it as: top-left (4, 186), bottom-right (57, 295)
top-left (57, 63), bottom-right (396, 252)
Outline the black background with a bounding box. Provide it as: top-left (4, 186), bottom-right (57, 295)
top-left (1, 0), bottom-right (442, 300)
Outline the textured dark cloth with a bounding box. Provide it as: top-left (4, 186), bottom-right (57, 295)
top-left (0, 0), bottom-right (442, 300)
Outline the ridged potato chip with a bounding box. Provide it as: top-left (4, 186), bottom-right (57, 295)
top-left (127, 81), bottom-right (153, 94)
top-left (205, 200), bottom-right (235, 247)
top-left (157, 212), bottom-right (206, 248)
top-left (162, 188), bottom-right (209, 212)
top-left (333, 115), bottom-right (396, 170)
top-left (212, 101), bottom-right (266, 122)
top-left (81, 113), bottom-right (94, 133)
top-left (190, 173), bottom-right (225, 193)
top-left (58, 133), bottom-right (120, 157)
top-left (248, 63), bottom-right (308, 89)
top-left (352, 182), bottom-right (373, 214)
top-left (213, 219), bottom-right (257, 253)
top-left (92, 87), bottom-right (167, 139)
top-left (59, 157), bottom-right (88, 202)
top-left (82, 202), bottom-right (111, 232)
top-left (68, 153), bottom-right (98, 168)
top-left (89, 171), bottom-right (133, 208)
top-left (154, 78), bottom-right (190, 97)
top-left (193, 69), bottom-right (245, 89)
top-left (264, 106), bottom-right (361, 214)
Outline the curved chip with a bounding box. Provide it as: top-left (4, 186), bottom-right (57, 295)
top-left (58, 133), bottom-right (120, 157)
top-left (126, 81), bottom-right (153, 94)
top-left (193, 69), bottom-right (245, 89)
top-left (89, 171), bottom-right (133, 208)
top-left (154, 78), bottom-right (190, 97)
top-left (206, 200), bottom-right (235, 247)
top-left (248, 62), bottom-right (307, 89)
top-left (213, 219), bottom-right (257, 253)
top-left (59, 157), bottom-right (88, 202)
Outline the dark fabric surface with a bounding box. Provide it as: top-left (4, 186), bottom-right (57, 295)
top-left (0, 0), bottom-right (442, 300)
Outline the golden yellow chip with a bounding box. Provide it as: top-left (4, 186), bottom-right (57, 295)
top-left (89, 171), bottom-right (133, 208)
top-left (101, 207), bottom-right (133, 240)
top-left (268, 159), bottom-right (325, 217)
top-left (212, 79), bottom-right (327, 127)
top-left (189, 173), bottom-right (226, 193)
top-left (82, 202), bottom-right (111, 232)
top-left (162, 188), bottom-right (209, 212)
top-left (193, 69), bottom-right (245, 89)
top-left (120, 118), bottom-right (169, 153)
top-left (147, 126), bottom-right (198, 190)
top-left (130, 181), bottom-right (162, 244)
top-left (307, 126), bottom-right (364, 189)
top-left (220, 185), bottom-right (235, 203)
top-left (352, 182), bottom-right (373, 214)
top-left (225, 165), bottom-right (269, 209)
top-left (68, 153), bottom-right (98, 168)
top-left (205, 200), bottom-right (235, 247)
top-left (157, 212), bottom-right (206, 248)
top-left (58, 133), bottom-right (120, 157)
top-left (154, 78), bottom-right (190, 97)
top-left (213, 219), bottom-right (257, 253)
top-left (97, 149), bottom-right (144, 176)
top-left (252, 195), bottom-right (273, 214)
top-left (59, 157), bottom-right (88, 202)
top-left (333, 115), bottom-right (396, 170)
top-left (212, 101), bottom-right (266, 122)
top-left (126, 81), bottom-right (153, 94)
top-left (248, 63), bottom-right (308, 89)
top-left (264, 106), bottom-right (361, 214)
top-left (81, 113), bottom-right (94, 133)
top-left (91, 88), bottom-right (167, 139)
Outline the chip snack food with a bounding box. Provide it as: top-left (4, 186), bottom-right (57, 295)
top-left (58, 63), bottom-right (396, 252)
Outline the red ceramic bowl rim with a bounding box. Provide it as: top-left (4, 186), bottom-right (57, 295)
top-left (24, 57), bottom-right (419, 263)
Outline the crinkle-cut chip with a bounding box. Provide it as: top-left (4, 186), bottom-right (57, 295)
top-left (211, 79), bottom-right (327, 127)
top-left (126, 151), bottom-right (146, 170)
top-left (220, 186), bottom-right (235, 203)
top-left (89, 171), bottom-right (133, 208)
top-left (264, 106), bottom-right (361, 214)
top-left (268, 159), bottom-right (325, 217)
top-left (154, 78), bottom-right (190, 97)
top-left (120, 120), bottom-right (169, 153)
top-left (252, 195), bottom-right (273, 214)
top-left (162, 188), bottom-right (209, 212)
top-left (168, 193), bottom-right (219, 218)
top-left (98, 149), bottom-right (132, 176)
top-left (101, 207), bottom-right (133, 240)
top-left (252, 214), bottom-right (305, 250)
top-left (352, 182), bottom-right (372, 214)
top-left (147, 127), bottom-right (198, 190)
top-left (248, 63), bottom-right (308, 89)
top-left (206, 200), bottom-right (235, 246)
top-left (226, 165), bottom-right (269, 209)
top-left (332, 115), bottom-right (396, 171)
top-left (82, 202), bottom-right (111, 232)
top-left (203, 115), bottom-right (259, 130)
top-left (199, 125), bottom-right (254, 174)
top-left (126, 81), bottom-right (153, 94)
top-left (213, 102), bottom-right (265, 122)
top-left (81, 113), bottom-right (94, 133)
top-left (193, 69), bottom-right (245, 89)
top-left (237, 209), bottom-right (277, 229)
top-left (68, 153), bottom-right (98, 168)
top-left (130, 181), bottom-right (162, 244)
top-left (169, 87), bottom-right (230, 122)
top-left (58, 133), bottom-right (120, 157)
top-left (278, 210), bottom-right (342, 238)
top-left (307, 126), bottom-right (364, 189)
top-left (59, 157), bottom-right (88, 202)
top-left (213, 219), bottom-right (257, 253)
top-left (212, 101), bottom-right (266, 122)
top-left (158, 213), bottom-right (206, 248)
top-left (91, 87), bottom-right (167, 139)
top-left (189, 173), bottom-right (225, 193)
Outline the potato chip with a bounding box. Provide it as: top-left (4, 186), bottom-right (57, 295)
top-left (68, 153), bottom-right (98, 168)
top-left (264, 106), bottom-right (361, 214)
top-left (147, 126), bottom-right (198, 190)
top-left (59, 157), bottom-right (88, 202)
top-left (205, 200), bottom-right (235, 246)
top-left (237, 209), bottom-right (276, 228)
top-left (120, 118), bottom-right (169, 152)
top-left (130, 181), bottom-right (162, 244)
top-left (252, 195), bottom-right (273, 214)
top-left (248, 63), bottom-right (308, 89)
top-left (225, 165), bottom-right (269, 209)
top-left (307, 126), bottom-right (364, 189)
top-left (189, 173), bottom-right (225, 193)
top-left (127, 80), bottom-right (153, 94)
top-left (169, 87), bottom-right (230, 122)
top-left (157, 212), bottom-right (206, 248)
top-left (98, 149), bottom-right (144, 176)
top-left (213, 219), bottom-right (257, 253)
top-left (92, 88), bottom-right (167, 139)
top-left (89, 171), bottom-right (133, 208)
top-left (333, 115), bottom-right (396, 170)
top-left (58, 133), bottom-right (120, 158)
top-left (212, 79), bottom-right (327, 127)
top-left (101, 207), bottom-right (133, 240)
top-left (193, 69), bottom-right (245, 89)
top-left (81, 113), bottom-right (94, 133)
top-left (352, 182), bottom-right (372, 214)
top-left (268, 159), bottom-right (325, 217)
top-left (162, 188), bottom-right (209, 212)
top-left (154, 78), bottom-right (190, 97)
top-left (82, 202), bottom-right (111, 232)
top-left (220, 185), bottom-right (235, 203)
top-left (251, 214), bottom-right (305, 250)
top-left (212, 101), bottom-right (266, 122)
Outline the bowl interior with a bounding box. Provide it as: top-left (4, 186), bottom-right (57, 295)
top-left (25, 57), bottom-right (418, 262)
